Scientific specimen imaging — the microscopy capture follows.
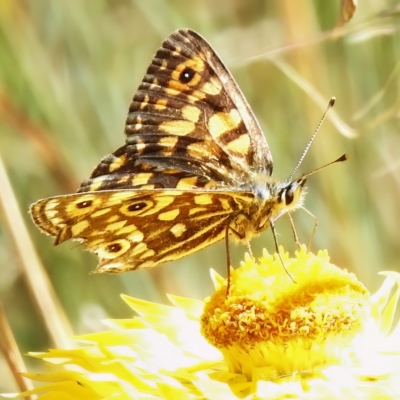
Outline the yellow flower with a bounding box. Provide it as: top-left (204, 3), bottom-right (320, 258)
top-left (202, 247), bottom-right (370, 378)
top-left (4, 247), bottom-right (400, 399)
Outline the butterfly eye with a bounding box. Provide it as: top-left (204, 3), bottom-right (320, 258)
top-left (179, 67), bottom-right (196, 83)
top-left (76, 200), bottom-right (93, 208)
top-left (107, 243), bottom-right (122, 253)
top-left (128, 202), bottom-right (147, 212)
top-left (285, 189), bottom-right (294, 205)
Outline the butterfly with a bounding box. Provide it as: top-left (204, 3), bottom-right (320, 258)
top-left (30, 29), bottom-right (339, 274)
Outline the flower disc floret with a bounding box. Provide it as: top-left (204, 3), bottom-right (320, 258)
top-left (201, 247), bottom-right (370, 376)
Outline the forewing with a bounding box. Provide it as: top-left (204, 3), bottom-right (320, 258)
top-left (30, 189), bottom-right (254, 273)
top-left (79, 29), bottom-right (272, 193)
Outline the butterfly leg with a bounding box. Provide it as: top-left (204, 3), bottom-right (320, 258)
top-left (225, 225), bottom-right (232, 297)
top-left (300, 206), bottom-right (318, 251)
top-left (246, 241), bottom-right (253, 257)
top-left (287, 212), bottom-right (301, 248)
top-left (269, 219), bottom-right (296, 283)
top-left (225, 223), bottom-right (247, 297)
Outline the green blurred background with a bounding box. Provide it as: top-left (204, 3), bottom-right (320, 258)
top-left (1, 0), bottom-right (400, 392)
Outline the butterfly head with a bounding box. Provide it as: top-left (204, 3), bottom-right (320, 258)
top-left (268, 152), bottom-right (348, 223)
top-left (269, 177), bottom-right (307, 222)
top-left (243, 175), bottom-right (308, 239)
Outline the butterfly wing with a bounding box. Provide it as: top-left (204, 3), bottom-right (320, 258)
top-left (30, 189), bottom-right (254, 272)
top-left (31, 29), bottom-right (273, 273)
top-left (79, 29), bottom-right (272, 193)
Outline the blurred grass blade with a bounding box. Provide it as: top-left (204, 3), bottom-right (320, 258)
top-left (0, 154), bottom-right (73, 349)
top-left (347, 23), bottom-right (398, 43)
top-left (338, 0), bottom-right (358, 26)
top-left (367, 96), bottom-right (400, 130)
top-left (271, 57), bottom-right (358, 138)
top-left (353, 60), bottom-right (400, 121)
top-left (0, 303), bottom-right (34, 400)
top-left (0, 91), bottom-right (77, 193)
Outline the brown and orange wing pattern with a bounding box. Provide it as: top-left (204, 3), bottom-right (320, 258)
top-left (30, 29), bottom-right (272, 273)
top-left (31, 189), bottom-right (254, 272)
top-left (79, 29), bottom-right (272, 193)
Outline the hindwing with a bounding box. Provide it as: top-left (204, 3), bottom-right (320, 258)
top-left (31, 189), bottom-right (254, 272)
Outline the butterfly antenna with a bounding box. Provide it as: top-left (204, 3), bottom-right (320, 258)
top-left (289, 97), bottom-right (336, 180)
top-left (300, 153), bottom-right (348, 179)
